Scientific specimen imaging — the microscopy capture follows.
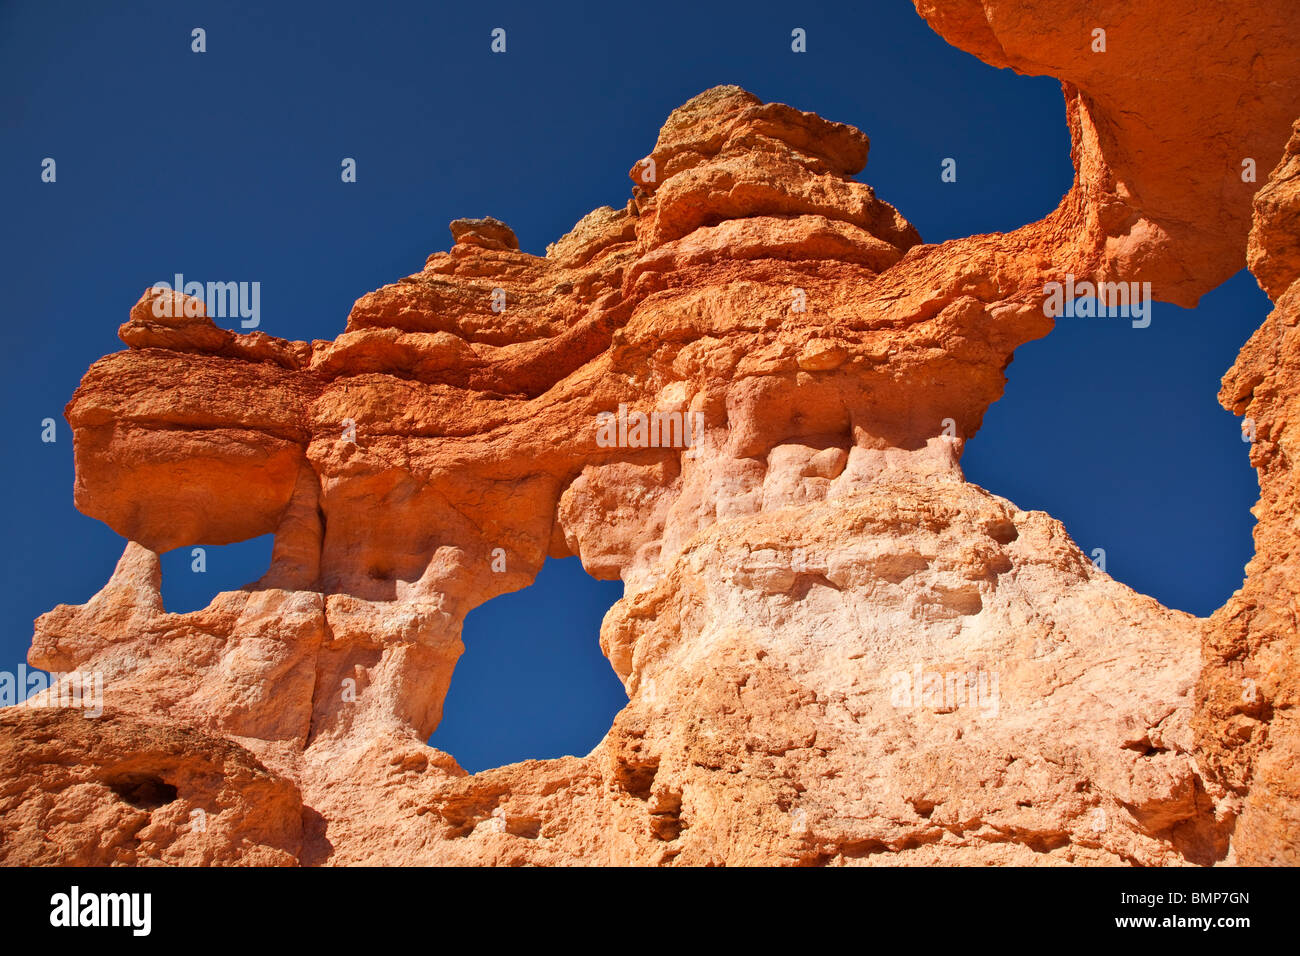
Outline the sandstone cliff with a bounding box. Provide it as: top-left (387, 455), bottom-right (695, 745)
top-left (3, 0), bottom-right (1298, 865)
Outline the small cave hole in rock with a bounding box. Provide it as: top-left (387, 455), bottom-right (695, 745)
top-left (962, 270), bottom-right (1265, 616)
top-left (158, 534), bottom-right (275, 614)
top-left (428, 556), bottom-right (627, 773)
top-left (107, 774), bottom-right (178, 810)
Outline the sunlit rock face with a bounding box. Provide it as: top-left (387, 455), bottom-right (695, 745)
top-left (1200, 119), bottom-right (1300, 866)
top-left (4, 0), bottom-right (1299, 866)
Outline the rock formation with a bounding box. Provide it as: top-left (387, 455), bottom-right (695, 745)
top-left (1199, 119), bottom-right (1300, 866)
top-left (3, 0), bottom-right (1298, 865)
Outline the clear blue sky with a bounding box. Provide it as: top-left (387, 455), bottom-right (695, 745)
top-left (0, 0), bottom-right (1263, 772)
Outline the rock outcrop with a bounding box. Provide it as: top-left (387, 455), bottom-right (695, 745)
top-left (3, 0), bottom-right (1298, 865)
top-left (1199, 120), bottom-right (1300, 866)
top-left (0, 708), bottom-right (303, 866)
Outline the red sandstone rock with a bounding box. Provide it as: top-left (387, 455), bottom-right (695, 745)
top-left (449, 216), bottom-right (521, 252)
top-left (0, 708), bottom-right (303, 866)
top-left (1198, 119), bottom-right (1300, 865)
top-left (914, 0), bottom-right (1300, 305)
top-left (5, 0), bottom-right (1300, 866)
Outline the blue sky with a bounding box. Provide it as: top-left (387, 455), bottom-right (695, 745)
top-left (0, 0), bottom-right (1263, 772)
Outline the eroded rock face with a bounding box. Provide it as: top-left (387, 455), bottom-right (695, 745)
top-left (914, 0), bottom-right (1300, 305)
top-left (0, 708), bottom-right (303, 866)
top-left (5, 0), bottom-right (1299, 866)
top-left (1198, 119), bottom-right (1300, 866)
